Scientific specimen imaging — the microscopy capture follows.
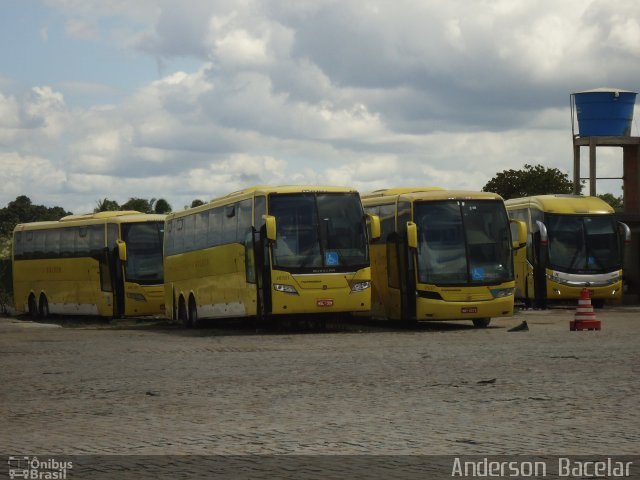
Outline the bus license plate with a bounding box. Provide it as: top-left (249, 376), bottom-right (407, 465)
top-left (317, 299), bottom-right (334, 307)
top-left (461, 307), bottom-right (478, 314)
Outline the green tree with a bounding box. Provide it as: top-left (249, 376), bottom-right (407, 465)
top-left (121, 198), bottom-right (153, 213)
top-left (94, 198), bottom-right (120, 212)
top-left (154, 198), bottom-right (172, 214)
top-left (0, 196), bottom-right (71, 236)
top-left (597, 193), bottom-right (623, 210)
top-left (190, 199), bottom-right (205, 208)
top-left (482, 164), bottom-right (581, 200)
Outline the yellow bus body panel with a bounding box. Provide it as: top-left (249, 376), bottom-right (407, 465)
top-left (270, 268), bottom-right (371, 315)
top-left (544, 268), bottom-right (623, 302)
top-left (165, 243), bottom-right (257, 319)
top-left (13, 257), bottom-right (109, 316)
top-left (416, 282), bottom-right (515, 320)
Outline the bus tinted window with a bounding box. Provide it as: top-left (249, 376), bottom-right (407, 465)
top-left (254, 196), bottom-right (266, 229)
top-left (45, 230), bottom-right (60, 257)
top-left (60, 228), bottom-right (75, 257)
top-left (415, 200), bottom-right (512, 285)
top-left (222, 205), bottom-right (238, 244)
top-left (195, 212), bottom-right (209, 250)
top-left (237, 199), bottom-right (252, 238)
top-left (269, 192), bottom-right (368, 271)
top-left (208, 208), bottom-right (222, 247)
top-left (121, 222), bottom-right (164, 284)
top-left (546, 214), bottom-right (621, 273)
top-left (379, 204), bottom-right (396, 241)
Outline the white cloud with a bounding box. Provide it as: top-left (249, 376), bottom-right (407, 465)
top-left (2, 0), bottom-right (639, 213)
top-left (0, 153), bottom-right (67, 200)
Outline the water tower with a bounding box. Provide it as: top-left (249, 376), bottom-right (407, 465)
top-left (571, 87), bottom-right (639, 301)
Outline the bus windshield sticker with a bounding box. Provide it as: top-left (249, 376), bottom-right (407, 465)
top-left (471, 267), bottom-right (485, 281)
top-left (325, 251), bottom-right (339, 266)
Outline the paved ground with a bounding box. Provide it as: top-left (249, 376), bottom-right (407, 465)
top-left (1, 307), bottom-right (639, 475)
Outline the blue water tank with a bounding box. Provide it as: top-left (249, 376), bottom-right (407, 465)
top-left (573, 88), bottom-right (637, 137)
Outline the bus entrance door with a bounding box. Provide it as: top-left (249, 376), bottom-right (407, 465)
top-left (246, 227), bottom-right (271, 320)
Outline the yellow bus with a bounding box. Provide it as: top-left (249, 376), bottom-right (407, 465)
top-left (12, 211), bottom-right (165, 319)
top-left (163, 185), bottom-right (380, 327)
top-left (361, 188), bottom-right (526, 327)
top-left (505, 195), bottom-right (630, 308)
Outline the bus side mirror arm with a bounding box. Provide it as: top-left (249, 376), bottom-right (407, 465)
top-left (619, 221), bottom-right (631, 247)
top-left (264, 215), bottom-right (277, 242)
top-left (116, 239), bottom-right (127, 262)
top-left (368, 214), bottom-right (381, 241)
top-left (406, 222), bottom-right (418, 249)
top-left (535, 220), bottom-right (548, 246)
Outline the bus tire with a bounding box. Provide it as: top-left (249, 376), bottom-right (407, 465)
top-left (178, 297), bottom-right (191, 328)
top-left (189, 296), bottom-right (200, 329)
top-left (39, 294), bottom-right (50, 319)
top-left (28, 294), bottom-right (39, 318)
top-left (472, 318), bottom-right (491, 328)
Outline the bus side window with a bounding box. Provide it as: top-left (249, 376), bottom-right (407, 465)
top-left (222, 204), bottom-right (238, 244)
top-left (237, 199), bottom-right (252, 240)
top-left (379, 204), bottom-right (396, 243)
top-left (89, 225), bottom-right (105, 255)
top-left (60, 228), bottom-right (75, 257)
top-left (254, 196), bottom-right (266, 229)
top-left (183, 215), bottom-right (196, 252)
top-left (174, 219), bottom-right (185, 254)
top-left (44, 229), bottom-right (60, 258)
top-left (208, 208), bottom-right (222, 247)
top-left (107, 224), bottom-right (118, 250)
top-left (164, 220), bottom-right (174, 256)
top-left (30, 231), bottom-right (43, 259)
top-left (22, 232), bottom-right (35, 259)
top-left (195, 211), bottom-right (209, 250)
top-left (14, 232), bottom-right (23, 259)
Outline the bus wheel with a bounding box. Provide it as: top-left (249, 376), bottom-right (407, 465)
top-left (189, 297), bottom-right (200, 329)
top-left (39, 295), bottom-right (50, 319)
top-left (473, 318), bottom-right (491, 328)
top-left (178, 297), bottom-right (191, 328)
top-left (28, 295), bottom-right (39, 318)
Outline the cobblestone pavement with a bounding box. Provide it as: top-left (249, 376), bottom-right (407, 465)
top-left (1, 307), bottom-right (639, 457)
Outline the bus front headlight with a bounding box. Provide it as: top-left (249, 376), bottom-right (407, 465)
top-left (490, 288), bottom-right (514, 298)
top-left (349, 280), bottom-right (371, 293)
top-left (274, 284), bottom-right (299, 295)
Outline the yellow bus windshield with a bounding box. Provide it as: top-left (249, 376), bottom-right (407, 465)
top-left (545, 214), bottom-right (622, 273)
top-left (121, 221), bottom-right (164, 285)
top-left (414, 200), bottom-right (513, 285)
top-left (269, 192), bottom-right (368, 272)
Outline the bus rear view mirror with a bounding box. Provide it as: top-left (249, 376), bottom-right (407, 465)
top-left (117, 240), bottom-right (127, 262)
top-left (368, 214), bottom-right (381, 241)
top-left (406, 222), bottom-right (418, 249)
top-left (510, 219), bottom-right (527, 249)
top-left (264, 215), bottom-right (277, 241)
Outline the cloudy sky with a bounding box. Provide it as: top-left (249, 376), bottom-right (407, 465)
top-left (1, 0), bottom-right (639, 214)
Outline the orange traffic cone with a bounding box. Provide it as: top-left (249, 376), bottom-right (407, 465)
top-left (570, 288), bottom-right (601, 331)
